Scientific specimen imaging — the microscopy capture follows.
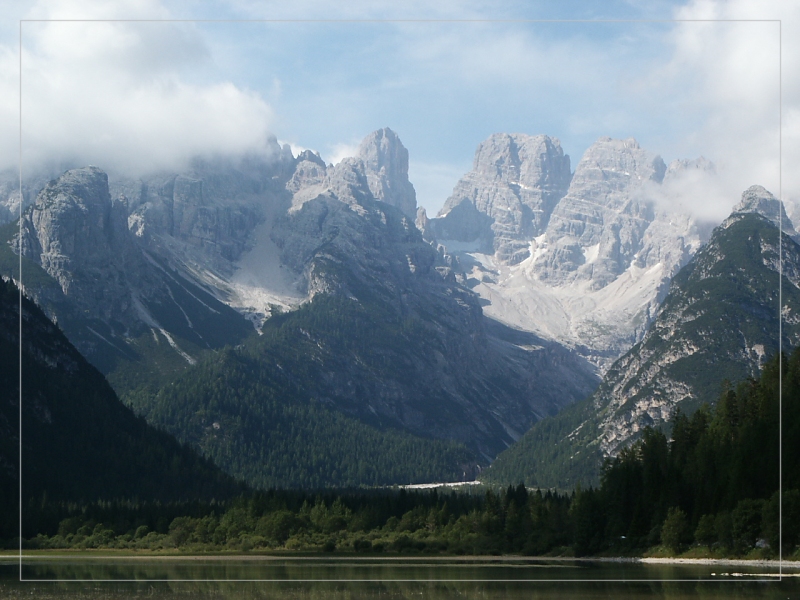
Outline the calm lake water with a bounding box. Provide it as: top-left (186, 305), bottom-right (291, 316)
top-left (1, 555), bottom-right (798, 599)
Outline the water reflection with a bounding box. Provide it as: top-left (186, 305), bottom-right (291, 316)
top-left (1, 556), bottom-right (796, 599)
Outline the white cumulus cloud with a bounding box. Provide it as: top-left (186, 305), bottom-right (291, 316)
top-left (8, 0), bottom-right (277, 176)
top-left (663, 0), bottom-right (798, 216)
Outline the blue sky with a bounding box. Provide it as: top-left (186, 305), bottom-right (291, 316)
top-left (1, 0), bottom-right (796, 219)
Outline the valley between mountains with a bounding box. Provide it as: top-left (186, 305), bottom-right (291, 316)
top-left (1, 127), bottom-right (796, 492)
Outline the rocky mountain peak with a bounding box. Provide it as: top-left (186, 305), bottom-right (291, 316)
top-left (45, 166), bottom-right (109, 205)
top-left (664, 156), bottom-right (715, 181)
top-left (568, 136), bottom-right (666, 192)
top-left (20, 167), bottom-right (127, 290)
top-left (419, 134), bottom-right (704, 373)
top-left (467, 133), bottom-right (572, 192)
top-left (730, 185), bottom-right (792, 231)
top-left (287, 151), bottom-right (328, 193)
top-left (356, 127), bottom-right (417, 219)
top-left (297, 149), bottom-right (326, 168)
top-left (531, 136), bottom-right (668, 288)
top-left (428, 133), bottom-right (571, 263)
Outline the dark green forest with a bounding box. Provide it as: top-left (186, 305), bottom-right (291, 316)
top-left (11, 349), bottom-right (799, 558)
top-left (0, 278), bottom-right (244, 541)
top-left (570, 347), bottom-right (799, 556)
top-left (125, 294), bottom-right (477, 489)
top-left (483, 213), bottom-right (800, 491)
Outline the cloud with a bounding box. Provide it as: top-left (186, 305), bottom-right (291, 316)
top-left (660, 0), bottom-right (798, 211)
top-left (4, 0), bottom-right (798, 226)
top-left (222, 0), bottom-right (497, 21)
top-left (7, 0), bottom-right (278, 176)
top-left (26, 0), bottom-right (169, 20)
top-left (327, 142), bottom-right (361, 166)
top-left (640, 164), bottom-right (730, 224)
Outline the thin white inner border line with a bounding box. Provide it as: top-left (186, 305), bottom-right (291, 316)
top-left (17, 17), bottom-right (22, 586)
top-left (779, 16), bottom-right (784, 583)
top-left (16, 16), bottom-right (783, 584)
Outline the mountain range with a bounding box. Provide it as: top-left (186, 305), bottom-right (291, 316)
top-left (483, 190), bottom-right (799, 488)
top-left (2, 127), bottom-right (792, 490)
top-left (421, 134), bottom-right (711, 372)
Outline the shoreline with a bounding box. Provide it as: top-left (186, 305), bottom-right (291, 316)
top-left (1, 551), bottom-right (798, 568)
top-left (596, 556), bottom-right (800, 569)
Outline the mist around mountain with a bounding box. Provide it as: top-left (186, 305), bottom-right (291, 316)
top-left (483, 193), bottom-right (800, 489)
top-left (421, 135), bottom-right (713, 373)
top-left (6, 122), bottom-right (791, 494)
top-left (3, 129), bottom-right (604, 489)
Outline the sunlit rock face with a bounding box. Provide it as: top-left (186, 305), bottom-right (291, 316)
top-left (357, 128), bottom-right (418, 220)
top-left (530, 137), bottom-right (665, 288)
top-left (426, 135), bottom-right (704, 373)
top-left (18, 167), bottom-right (138, 322)
top-left (431, 133), bottom-right (572, 264)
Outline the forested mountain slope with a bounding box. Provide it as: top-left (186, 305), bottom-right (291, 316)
top-left (484, 192), bottom-right (800, 489)
top-left (0, 278), bottom-right (243, 538)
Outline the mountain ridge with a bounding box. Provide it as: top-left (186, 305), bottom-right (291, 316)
top-left (0, 276), bottom-right (243, 539)
top-left (482, 194), bottom-right (800, 489)
top-left (4, 129), bottom-right (601, 488)
top-left (421, 134), bottom-right (710, 373)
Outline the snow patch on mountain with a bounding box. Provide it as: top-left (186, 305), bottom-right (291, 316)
top-left (459, 246), bottom-right (672, 372)
top-left (430, 136), bottom-right (707, 373)
top-left (229, 201), bottom-right (305, 329)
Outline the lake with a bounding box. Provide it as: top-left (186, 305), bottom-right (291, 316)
top-left (0, 555), bottom-right (797, 598)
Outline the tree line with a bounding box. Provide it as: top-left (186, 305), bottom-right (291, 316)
top-left (8, 345), bottom-right (800, 559)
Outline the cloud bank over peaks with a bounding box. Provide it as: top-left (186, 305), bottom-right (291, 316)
top-left (12, 1), bottom-right (278, 176)
top-left (637, 155), bottom-right (729, 224)
top-left (666, 0), bottom-right (792, 204)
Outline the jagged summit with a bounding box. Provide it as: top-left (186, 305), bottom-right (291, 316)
top-left (664, 156), bottom-right (715, 179)
top-left (296, 149), bottom-right (326, 167)
top-left (729, 185), bottom-right (793, 233)
top-left (424, 134), bottom-right (703, 372)
top-left (356, 127), bottom-right (417, 219)
top-left (531, 136), bottom-right (666, 288)
top-left (431, 133), bottom-right (571, 263)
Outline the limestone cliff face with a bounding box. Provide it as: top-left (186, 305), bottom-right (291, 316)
top-left (426, 135), bottom-right (703, 374)
top-left (14, 166), bottom-right (253, 373)
top-left (19, 167), bottom-right (137, 323)
top-left (357, 128), bottom-right (418, 219)
top-left (531, 137), bottom-right (665, 288)
top-left (431, 133), bottom-right (572, 263)
top-left (121, 149), bottom-right (290, 264)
